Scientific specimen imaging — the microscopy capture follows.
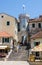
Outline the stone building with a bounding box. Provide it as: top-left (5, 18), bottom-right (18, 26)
top-left (29, 15), bottom-right (42, 36)
top-left (0, 13), bottom-right (18, 47)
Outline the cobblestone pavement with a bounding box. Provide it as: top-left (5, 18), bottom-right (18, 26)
top-left (7, 46), bottom-right (28, 61)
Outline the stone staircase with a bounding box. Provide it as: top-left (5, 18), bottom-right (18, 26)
top-left (7, 46), bottom-right (28, 61)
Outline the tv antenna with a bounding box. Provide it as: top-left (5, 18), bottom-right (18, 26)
top-left (22, 4), bottom-right (26, 14)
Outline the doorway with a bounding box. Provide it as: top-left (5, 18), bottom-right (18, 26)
top-left (35, 52), bottom-right (40, 59)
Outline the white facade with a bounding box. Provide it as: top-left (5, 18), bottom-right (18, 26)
top-left (19, 14), bottom-right (29, 31)
top-left (20, 18), bottom-right (28, 31)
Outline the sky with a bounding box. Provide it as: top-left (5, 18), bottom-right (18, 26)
top-left (0, 0), bottom-right (42, 18)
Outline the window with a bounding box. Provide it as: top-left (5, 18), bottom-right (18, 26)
top-left (2, 38), bottom-right (4, 43)
top-left (34, 42), bottom-right (40, 46)
top-left (35, 52), bottom-right (40, 59)
top-left (32, 24), bottom-right (35, 28)
top-left (7, 21), bottom-right (10, 26)
top-left (18, 23), bottom-right (20, 32)
top-left (1, 15), bottom-right (4, 18)
top-left (2, 38), bottom-right (9, 43)
top-left (5, 38), bottom-right (9, 43)
top-left (38, 23), bottom-right (41, 28)
top-left (21, 18), bottom-right (27, 28)
top-left (36, 52), bottom-right (39, 56)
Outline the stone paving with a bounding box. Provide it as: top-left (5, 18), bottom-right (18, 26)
top-left (7, 46), bottom-right (28, 61)
top-left (0, 61), bottom-right (30, 65)
top-left (29, 62), bottom-right (42, 65)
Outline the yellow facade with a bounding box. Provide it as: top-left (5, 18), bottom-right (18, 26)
top-left (31, 38), bottom-right (42, 48)
top-left (0, 13), bottom-right (18, 42)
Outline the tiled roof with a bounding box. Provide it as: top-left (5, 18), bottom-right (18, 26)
top-left (0, 31), bottom-right (12, 37)
top-left (31, 31), bottom-right (42, 39)
top-left (29, 15), bottom-right (42, 23)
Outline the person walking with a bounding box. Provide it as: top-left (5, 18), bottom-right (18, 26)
top-left (11, 39), bottom-right (13, 49)
top-left (13, 40), bottom-right (14, 49)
